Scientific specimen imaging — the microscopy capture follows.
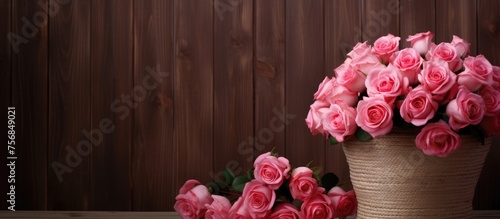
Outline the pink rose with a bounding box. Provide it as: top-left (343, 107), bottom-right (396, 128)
top-left (457, 55), bottom-right (493, 91)
top-left (326, 84), bottom-right (359, 107)
top-left (418, 60), bottom-right (458, 104)
top-left (415, 120), bottom-right (461, 157)
top-left (390, 48), bottom-right (423, 84)
top-left (479, 114), bottom-right (500, 137)
top-left (399, 86), bottom-right (438, 126)
top-left (451, 35), bottom-right (470, 58)
top-left (426, 42), bottom-right (463, 72)
top-left (314, 76), bottom-right (336, 101)
top-left (335, 59), bottom-right (367, 93)
top-left (269, 203), bottom-right (303, 219)
top-left (355, 96), bottom-right (394, 138)
top-left (478, 85), bottom-right (500, 116)
top-left (289, 167), bottom-right (322, 201)
top-left (205, 195), bottom-right (231, 219)
top-left (492, 66), bottom-right (500, 88)
top-left (301, 193), bottom-right (334, 219)
top-left (174, 180), bottom-right (214, 219)
top-left (305, 100), bottom-right (330, 136)
top-left (365, 66), bottom-right (410, 104)
top-left (327, 187), bottom-right (358, 218)
top-left (406, 31), bottom-right (434, 55)
top-left (254, 152), bottom-right (291, 190)
top-left (241, 180), bottom-right (275, 218)
top-left (321, 101), bottom-right (357, 142)
top-left (228, 197), bottom-right (251, 219)
top-left (348, 42), bottom-right (384, 74)
top-left (372, 34), bottom-right (401, 63)
top-left (446, 86), bottom-right (486, 131)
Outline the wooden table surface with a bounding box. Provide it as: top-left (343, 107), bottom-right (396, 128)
top-left (0, 211), bottom-right (499, 218)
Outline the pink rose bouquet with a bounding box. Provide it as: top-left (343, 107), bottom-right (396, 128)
top-left (306, 31), bottom-right (499, 157)
top-left (175, 151), bottom-right (357, 219)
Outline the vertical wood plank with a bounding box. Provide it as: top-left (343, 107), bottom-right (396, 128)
top-left (399, 0), bottom-right (435, 47)
top-left (324, 0), bottom-right (362, 187)
top-left (255, 0), bottom-right (286, 158)
top-left (11, 0), bottom-right (48, 210)
top-left (0, 0), bottom-right (11, 210)
top-left (285, 0), bottom-right (325, 166)
top-left (362, 0), bottom-right (400, 43)
top-left (175, 0), bottom-right (214, 199)
top-left (133, 0), bottom-right (175, 211)
top-left (213, 0), bottom-right (254, 178)
top-left (47, 0), bottom-right (90, 210)
top-left (90, 0), bottom-right (133, 210)
top-left (475, 0), bottom-right (500, 209)
top-left (435, 0), bottom-right (477, 54)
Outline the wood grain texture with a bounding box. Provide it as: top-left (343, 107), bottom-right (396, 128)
top-left (213, 0), bottom-right (254, 178)
top-left (285, 0), bottom-right (325, 167)
top-left (174, 0), bottom-right (214, 197)
top-left (399, 0), bottom-right (435, 48)
top-left (362, 0), bottom-right (400, 43)
top-left (47, 0), bottom-right (90, 210)
top-left (475, 0), bottom-right (500, 209)
top-left (254, 0), bottom-right (286, 157)
top-left (435, 0), bottom-right (477, 54)
top-left (133, 0), bottom-right (175, 210)
top-left (90, 0), bottom-right (133, 210)
top-left (324, 0), bottom-right (362, 188)
top-left (0, 0), bottom-right (11, 211)
top-left (11, 0), bottom-right (48, 210)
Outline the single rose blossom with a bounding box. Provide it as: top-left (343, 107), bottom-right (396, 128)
top-left (241, 180), bottom-right (275, 218)
top-left (348, 42), bottom-right (384, 74)
top-left (327, 187), bottom-right (358, 218)
top-left (228, 197), bottom-right (252, 219)
top-left (305, 100), bottom-right (330, 136)
top-left (457, 55), bottom-right (493, 92)
top-left (321, 101), bottom-right (357, 142)
top-left (205, 195), bottom-right (231, 219)
top-left (406, 31), bottom-right (435, 55)
top-left (372, 33), bottom-right (401, 63)
top-left (335, 59), bottom-right (367, 93)
top-left (492, 66), bottom-right (500, 88)
top-left (289, 167), bottom-right (323, 201)
top-left (314, 76), bottom-right (336, 101)
top-left (451, 35), bottom-right (470, 58)
top-left (418, 60), bottom-right (458, 104)
top-left (301, 192), bottom-right (334, 219)
top-left (174, 180), bottom-right (214, 219)
top-left (254, 152), bottom-right (291, 190)
top-left (426, 42), bottom-right (463, 72)
top-left (399, 86), bottom-right (439, 126)
top-left (269, 203), bottom-right (303, 219)
top-left (355, 96), bottom-right (394, 138)
top-left (326, 84), bottom-right (359, 107)
top-left (479, 114), bottom-right (500, 137)
top-left (415, 120), bottom-right (461, 157)
top-left (446, 86), bottom-right (486, 131)
top-left (478, 85), bottom-right (500, 116)
top-left (365, 65), bottom-right (410, 104)
top-left (390, 48), bottom-right (423, 84)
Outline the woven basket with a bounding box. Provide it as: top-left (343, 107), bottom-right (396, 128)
top-left (343, 131), bottom-right (491, 219)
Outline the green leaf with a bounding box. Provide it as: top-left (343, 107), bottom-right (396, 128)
top-left (206, 181), bottom-right (220, 195)
top-left (356, 128), bottom-right (372, 141)
top-left (232, 176), bottom-right (250, 192)
top-left (329, 136), bottom-right (339, 145)
top-left (321, 173), bottom-right (339, 192)
top-left (292, 199), bottom-right (303, 209)
top-left (310, 166), bottom-right (322, 176)
top-left (223, 168), bottom-right (235, 185)
top-left (247, 169), bottom-right (255, 180)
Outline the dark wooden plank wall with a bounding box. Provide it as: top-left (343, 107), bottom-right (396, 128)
top-left (2, 0), bottom-right (500, 211)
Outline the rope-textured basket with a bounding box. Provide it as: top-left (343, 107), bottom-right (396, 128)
top-left (343, 131), bottom-right (491, 219)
